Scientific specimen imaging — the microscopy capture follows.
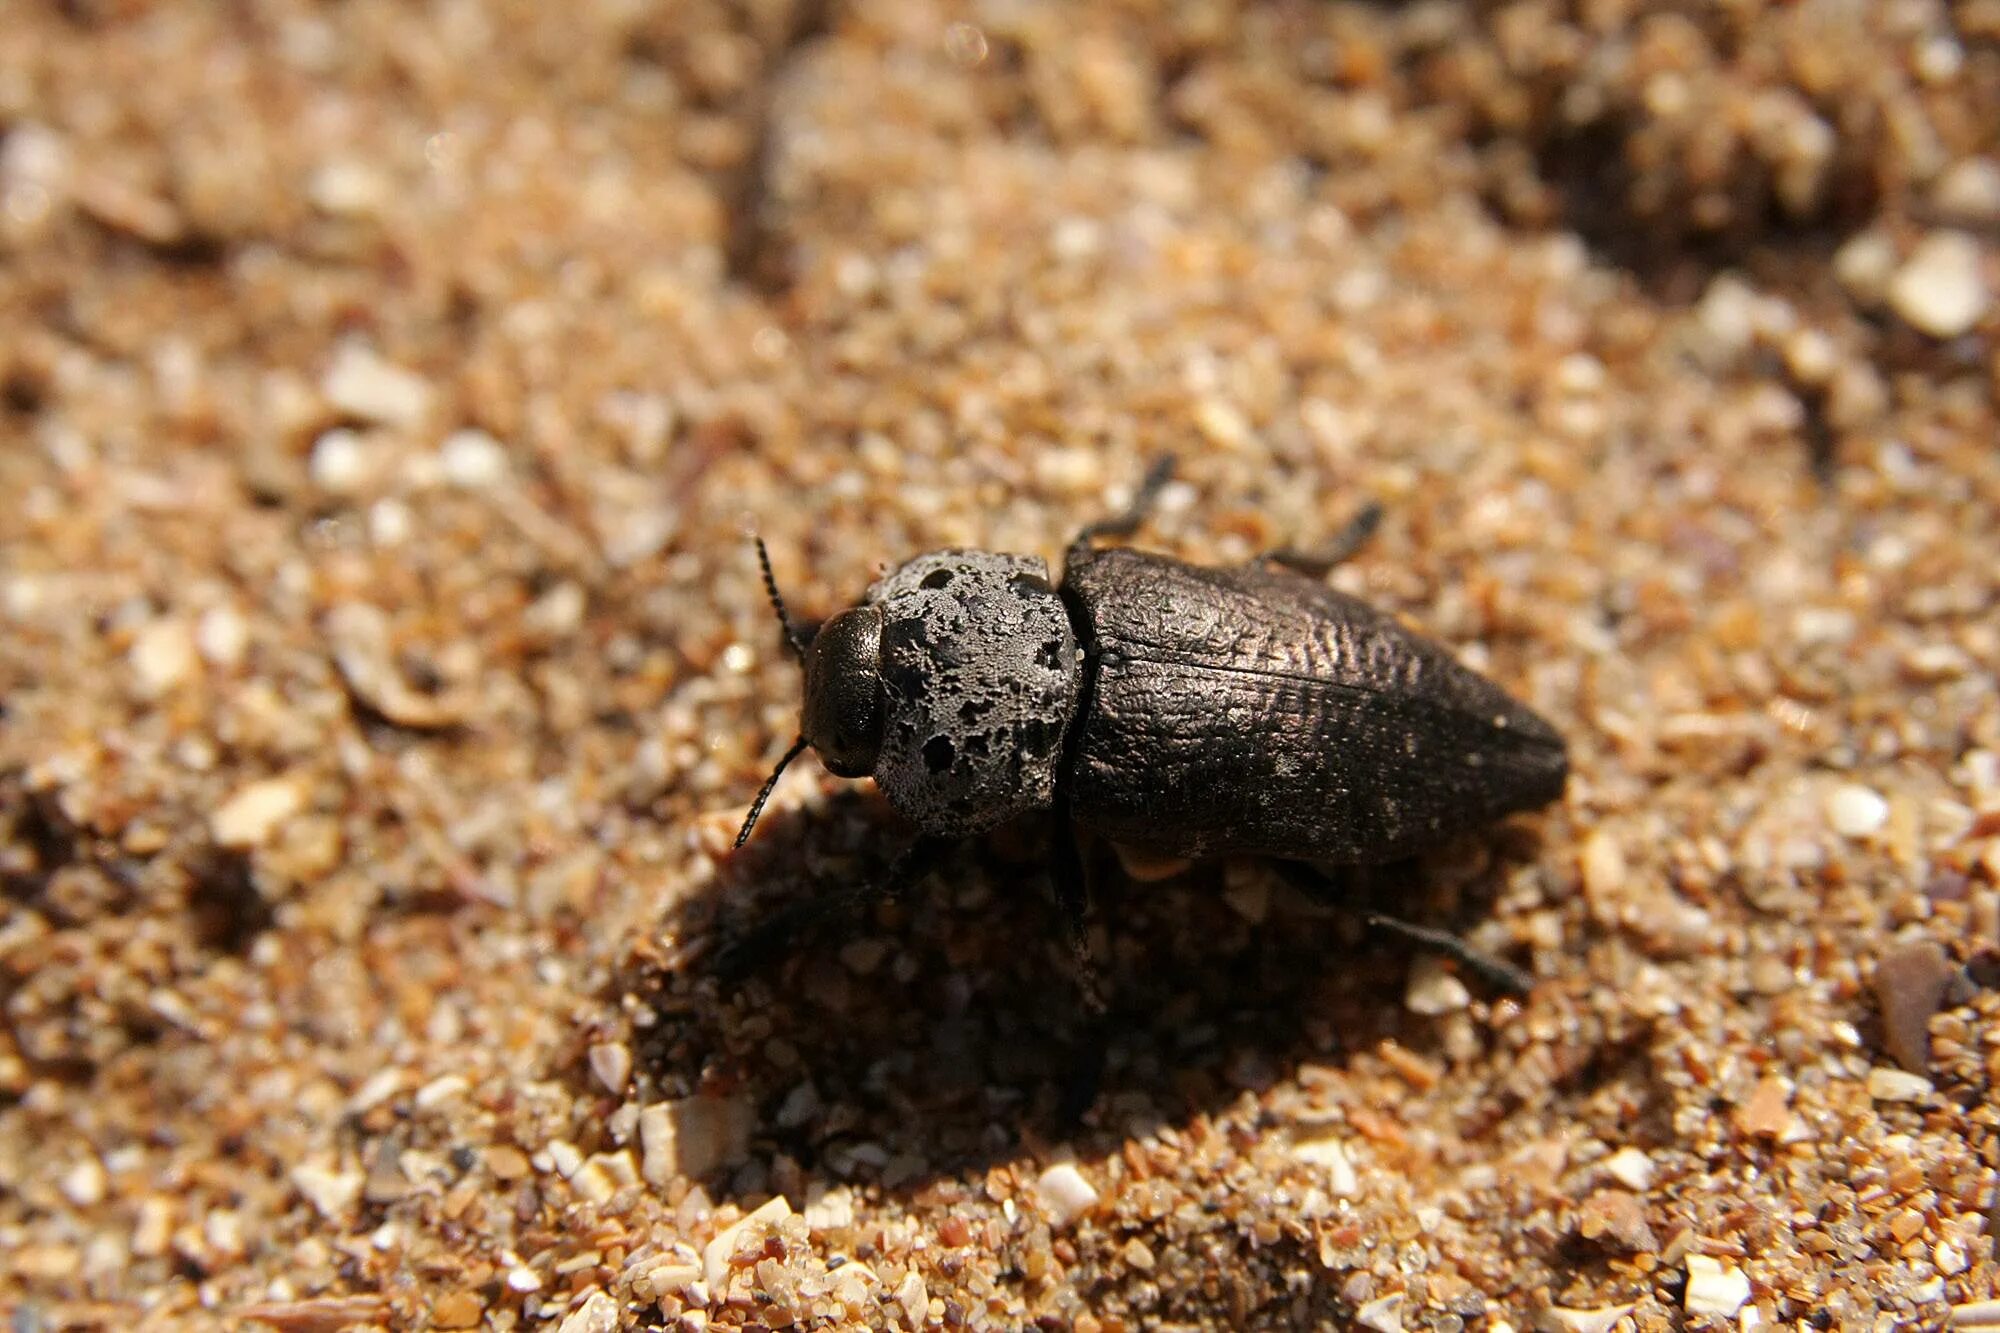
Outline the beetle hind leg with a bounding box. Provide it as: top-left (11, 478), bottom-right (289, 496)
top-left (1260, 500), bottom-right (1383, 578)
top-left (1275, 860), bottom-right (1531, 995)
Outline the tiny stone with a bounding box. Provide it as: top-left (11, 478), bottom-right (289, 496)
top-left (431, 1290), bottom-right (483, 1329)
top-left (438, 428), bottom-right (509, 488)
top-left (1601, 1147), bottom-right (1655, 1190)
top-left (211, 776), bottom-right (305, 849)
top-left (414, 1074), bottom-right (468, 1110)
top-left (895, 1268), bottom-right (927, 1326)
top-left (1035, 1162), bottom-right (1100, 1227)
top-left (129, 618), bottom-right (197, 698)
top-left (1576, 1189), bottom-right (1658, 1252)
top-left (308, 428), bottom-right (373, 493)
top-left (309, 160), bottom-right (392, 218)
top-left (1193, 397), bottom-right (1252, 451)
top-left (1683, 1254), bottom-right (1750, 1318)
top-left (1887, 232), bottom-right (1990, 339)
top-left (323, 342), bottom-right (432, 427)
top-left (1875, 937), bottom-right (1955, 1071)
top-left (1536, 1303), bottom-right (1635, 1333)
top-left (1734, 1074), bottom-right (1794, 1139)
top-left (1578, 828), bottom-right (1626, 900)
top-left (703, 1195), bottom-right (792, 1291)
top-left (546, 1139), bottom-right (584, 1177)
top-left (1405, 955), bottom-right (1472, 1015)
top-left (194, 605), bottom-right (249, 669)
top-left (485, 1146), bottom-right (530, 1181)
top-left (1867, 1066), bottom-right (1934, 1102)
top-left (1833, 230), bottom-right (1898, 305)
top-left (1354, 1291), bottom-right (1405, 1333)
top-left (505, 1266), bottom-right (543, 1293)
top-left (290, 1159), bottom-right (363, 1219)
top-left (59, 1157), bottom-right (107, 1207)
top-left (1935, 158), bottom-right (2000, 225)
top-left (588, 1041), bottom-right (633, 1095)
top-left (1826, 783), bottom-right (1889, 838)
top-left (803, 1183), bottom-right (855, 1231)
top-left (557, 1290), bottom-right (620, 1333)
top-left (1292, 1136), bottom-right (1359, 1196)
top-left (1121, 1238), bottom-right (1156, 1271)
top-left (640, 1096), bottom-right (753, 1184)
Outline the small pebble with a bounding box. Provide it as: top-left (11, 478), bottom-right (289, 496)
top-left (1292, 1136), bottom-right (1359, 1196)
top-left (438, 428), bottom-right (510, 488)
top-left (194, 605), bottom-right (249, 669)
top-left (1601, 1147), bottom-right (1655, 1191)
top-left (211, 776), bottom-right (305, 849)
top-left (1887, 232), bottom-right (1990, 339)
top-left (1035, 1163), bottom-right (1100, 1227)
top-left (1734, 1074), bottom-right (1794, 1139)
top-left (1354, 1291), bottom-right (1404, 1332)
top-left (1934, 158), bottom-right (2000, 225)
top-left (1867, 1067), bottom-right (1934, 1102)
top-left (1875, 937), bottom-right (1955, 1071)
top-left (308, 428), bottom-right (374, 493)
top-left (1535, 1307), bottom-right (1633, 1333)
top-left (1826, 783), bottom-right (1889, 838)
top-left (309, 160), bottom-right (392, 218)
top-left (588, 1041), bottom-right (632, 1095)
top-left (484, 1147), bottom-right (530, 1181)
top-left (289, 1160), bottom-right (363, 1220)
top-left (129, 619), bottom-right (196, 698)
top-left (323, 342), bottom-right (432, 427)
top-left (1405, 955), bottom-right (1472, 1015)
top-left (557, 1290), bottom-right (620, 1333)
top-left (639, 1097), bottom-right (753, 1183)
top-left (430, 1290), bottom-right (483, 1329)
top-left (702, 1196), bottom-right (792, 1291)
top-left (1683, 1254), bottom-right (1750, 1318)
top-left (58, 1157), bottom-right (107, 1207)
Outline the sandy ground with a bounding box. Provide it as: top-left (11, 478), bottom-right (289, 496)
top-left (3, 1), bottom-right (1998, 1329)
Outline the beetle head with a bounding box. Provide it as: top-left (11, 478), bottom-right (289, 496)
top-left (801, 606), bottom-right (884, 777)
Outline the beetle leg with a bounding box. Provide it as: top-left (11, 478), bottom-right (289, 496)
top-left (1358, 911), bottom-right (1533, 995)
top-left (715, 836), bottom-right (946, 979)
top-left (1050, 817), bottom-right (1109, 1126)
top-left (1260, 500), bottom-right (1383, 577)
top-left (1049, 818), bottom-right (1109, 1016)
top-left (1064, 456), bottom-right (1176, 568)
top-left (1274, 860), bottom-right (1531, 995)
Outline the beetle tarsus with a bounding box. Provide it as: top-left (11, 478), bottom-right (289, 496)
top-left (1261, 500), bottom-right (1384, 577)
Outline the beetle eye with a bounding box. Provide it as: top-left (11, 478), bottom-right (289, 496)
top-left (802, 607), bottom-right (884, 778)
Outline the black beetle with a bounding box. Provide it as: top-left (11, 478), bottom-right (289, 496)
top-left (728, 460), bottom-right (1567, 1011)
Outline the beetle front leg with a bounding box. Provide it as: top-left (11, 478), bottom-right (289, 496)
top-left (716, 836), bottom-right (947, 979)
top-left (1260, 500), bottom-right (1383, 577)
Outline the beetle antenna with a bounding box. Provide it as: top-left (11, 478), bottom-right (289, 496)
top-left (735, 735), bottom-right (809, 848)
top-left (754, 537), bottom-right (811, 663)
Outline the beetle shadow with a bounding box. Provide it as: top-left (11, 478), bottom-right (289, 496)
top-left (601, 792), bottom-right (1547, 1205)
